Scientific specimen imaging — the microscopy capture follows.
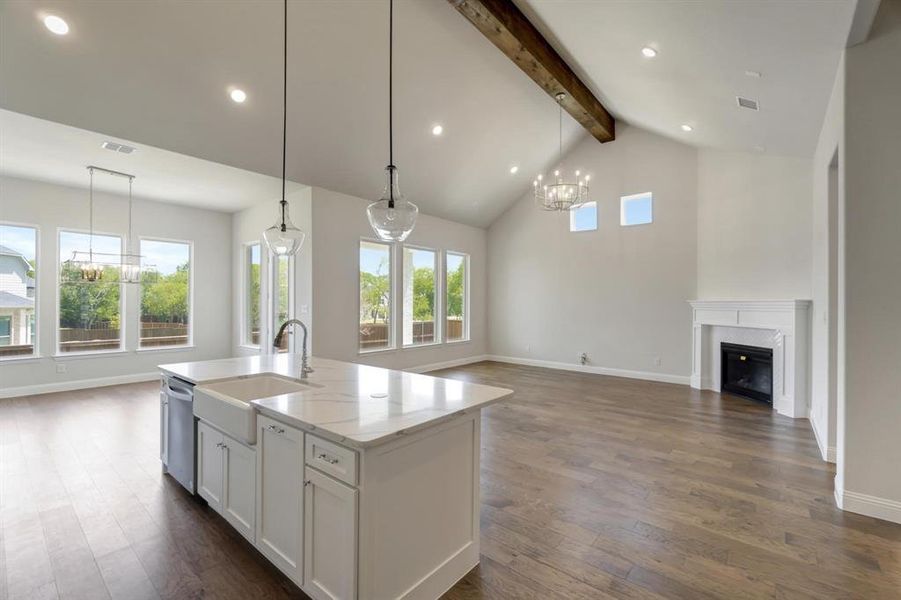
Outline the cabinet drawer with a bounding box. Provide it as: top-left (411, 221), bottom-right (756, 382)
top-left (305, 434), bottom-right (357, 487)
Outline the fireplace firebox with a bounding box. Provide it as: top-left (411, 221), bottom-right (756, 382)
top-left (720, 342), bottom-right (773, 404)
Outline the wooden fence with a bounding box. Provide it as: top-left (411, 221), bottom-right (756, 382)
top-left (359, 319), bottom-right (464, 349)
top-left (57, 322), bottom-right (189, 352)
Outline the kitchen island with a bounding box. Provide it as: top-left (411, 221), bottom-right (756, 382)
top-left (159, 354), bottom-right (513, 600)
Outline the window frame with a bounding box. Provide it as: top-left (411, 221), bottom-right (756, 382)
top-left (0, 221), bottom-right (40, 360)
top-left (358, 238), bottom-right (395, 354)
top-left (620, 192), bottom-right (654, 227)
top-left (270, 251), bottom-right (295, 354)
top-left (55, 227), bottom-right (126, 357)
top-left (240, 241), bottom-right (262, 349)
top-left (569, 201), bottom-right (598, 232)
top-left (444, 250), bottom-right (470, 344)
top-left (137, 236), bottom-right (194, 351)
top-left (401, 244), bottom-right (441, 349)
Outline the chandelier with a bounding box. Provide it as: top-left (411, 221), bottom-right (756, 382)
top-left (534, 93), bottom-right (590, 211)
top-left (66, 166), bottom-right (149, 283)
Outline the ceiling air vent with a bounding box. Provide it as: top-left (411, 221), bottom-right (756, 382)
top-left (736, 96), bottom-right (759, 111)
top-left (101, 141), bottom-right (137, 154)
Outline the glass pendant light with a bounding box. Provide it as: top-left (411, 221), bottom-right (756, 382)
top-left (263, 0), bottom-right (305, 257)
top-left (366, 0), bottom-right (418, 242)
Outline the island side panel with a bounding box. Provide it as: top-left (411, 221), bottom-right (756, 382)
top-left (358, 413), bottom-right (481, 600)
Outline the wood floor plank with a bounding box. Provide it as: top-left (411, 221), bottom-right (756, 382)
top-left (2, 363), bottom-right (900, 599)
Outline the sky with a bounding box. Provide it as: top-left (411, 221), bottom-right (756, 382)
top-left (141, 239), bottom-right (190, 275)
top-left (55, 232), bottom-right (189, 275)
top-left (0, 225), bottom-right (36, 261)
top-left (570, 202), bottom-right (597, 231)
top-left (622, 195), bottom-right (653, 225)
top-left (360, 243), bottom-right (439, 275)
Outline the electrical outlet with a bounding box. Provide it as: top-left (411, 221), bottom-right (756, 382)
top-left (653, 356), bottom-right (662, 367)
top-left (56, 363), bottom-right (67, 374)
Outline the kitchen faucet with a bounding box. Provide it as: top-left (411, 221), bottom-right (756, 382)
top-left (273, 319), bottom-right (313, 378)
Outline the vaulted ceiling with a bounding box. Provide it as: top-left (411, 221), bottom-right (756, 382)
top-left (0, 0), bottom-right (855, 226)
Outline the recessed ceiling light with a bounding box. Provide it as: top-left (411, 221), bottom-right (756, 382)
top-left (230, 89), bottom-right (247, 103)
top-left (509, 166), bottom-right (519, 174)
top-left (43, 15), bottom-right (69, 35)
top-left (431, 124), bottom-right (443, 136)
top-left (745, 70), bottom-right (762, 78)
top-left (641, 46), bottom-right (657, 58)
top-left (681, 124), bottom-right (693, 132)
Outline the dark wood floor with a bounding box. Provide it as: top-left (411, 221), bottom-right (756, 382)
top-left (2, 362), bottom-right (899, 599)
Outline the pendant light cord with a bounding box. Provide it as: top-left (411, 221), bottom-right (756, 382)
top-left (557, 94), bottom-right (563, 170)
top-left (387, 0), bottom-right (395, 206)
top-left (128, 176), bottom-right (134, 254)
top-left (88, 167), bottom-right (94, 259)
top-left (280, 0), bottom-right (288, 231)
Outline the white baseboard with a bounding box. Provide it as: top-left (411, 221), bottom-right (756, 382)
top-left (406, 355), bottom-right (492, 374)
top-left (838, 489), bottom-right (901, 525)
top-left (0, 372), bottom-right (160, 399)
top-left (485, 354), bottom-right (690, 386)
top-left (808, 410), bottom-right (837, 463)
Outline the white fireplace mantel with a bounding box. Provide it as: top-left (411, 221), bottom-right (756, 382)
top-left (689, 299), bottom-right (811, 418)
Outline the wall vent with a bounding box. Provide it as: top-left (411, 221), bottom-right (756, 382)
top-left (101, 141), bottom-right (137, 154)
top-left (736, 96), bottom-right (759, 111)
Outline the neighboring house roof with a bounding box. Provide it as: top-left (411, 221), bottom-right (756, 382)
top-left (0, 290), bottom-right (34, 309)
top-left (0, 244), bottom-right (33, 274)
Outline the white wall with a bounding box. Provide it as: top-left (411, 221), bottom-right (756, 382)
top-left (810, 55), bottom-right (845, 463)
top-left (231, 187), bottom-right (312, 357)
top-left (697, 150), bottom-right (813, 299)
top-left (840, 0), bottom-right (901, 522)
top-left (488, 125), bottom-right (697, 380)
top-left (0, 176), bottom-right (233, 394)
top-left (310, 187), bottom-right (488, 370)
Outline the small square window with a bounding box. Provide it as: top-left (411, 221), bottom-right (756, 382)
top-left (620, 192), bottom-right (653, 226)
top-left (569, 201), bottom-right (597, 232)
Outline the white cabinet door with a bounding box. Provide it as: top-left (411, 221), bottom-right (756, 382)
top-left (197, 421), bottom-right (224, 511)
top-left (222, 437), bottom-right (255, 543)
top-left (304, 466), bottom-right (358, 600)
top-left (256, 415), bottom-right (304, 585)
top-left (160, 389), bottom-right (169, 468)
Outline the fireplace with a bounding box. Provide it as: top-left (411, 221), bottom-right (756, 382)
top-left (720, 342), bottom-right (773, 404)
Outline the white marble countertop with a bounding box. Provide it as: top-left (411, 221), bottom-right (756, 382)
top-left (159, 354), bottom-right (513, 448)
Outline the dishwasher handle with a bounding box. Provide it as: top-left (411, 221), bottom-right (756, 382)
top-left (165, 378), bottom-right (194, 402)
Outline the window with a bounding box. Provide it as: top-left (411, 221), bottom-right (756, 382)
top-left (243, 243), bottom-right (261, 346)
top-left (0, 316), bottom-right (10, 346)
top-left (272, 254), bottom-right (292, 353)
top-left (569, 201), bottom-right (598, 232)
top-left (58, 231), bottom-right (122, 353)
top-left (0, 224), bottom-right (37, 358)
top-left (620, 192), bottom-right (653, 226)
top-left (359, 240), bottom-right (392, 351)
top-left (445, 252), bottom-right (468, 342)
top-left (140, 239), bottom-right (191, 348)
top-left (403, 247), bottom-right (437, 347)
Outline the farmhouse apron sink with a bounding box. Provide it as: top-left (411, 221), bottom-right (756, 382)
top-left (193, 374), bottom-right (320, 445)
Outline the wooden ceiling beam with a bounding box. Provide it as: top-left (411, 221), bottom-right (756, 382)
top-left (449, 0), bottom-right (615, 143)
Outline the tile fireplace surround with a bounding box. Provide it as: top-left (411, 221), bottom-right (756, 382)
top-left (689, 300), bottom-right (811, 418)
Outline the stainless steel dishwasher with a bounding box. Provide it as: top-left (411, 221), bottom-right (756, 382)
top-left (161, 374), bottom-right (196, 494)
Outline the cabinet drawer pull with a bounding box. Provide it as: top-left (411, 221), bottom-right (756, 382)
top-left (267, 424), bottom-right (286, 435)
top-left (317, 453), bottom-right (339, 465)
top-left (303, 479), bottom-right (312, 487)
